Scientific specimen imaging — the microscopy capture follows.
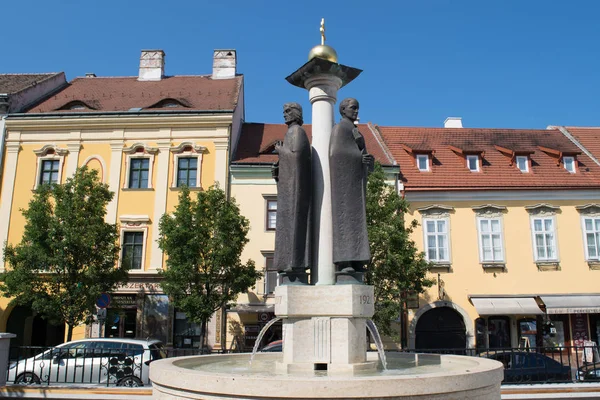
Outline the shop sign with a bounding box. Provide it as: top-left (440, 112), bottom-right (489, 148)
top-left (111, 295), bottom-right (138, 309)
top-left (571, 313), bottom-right (590, 347)
top-left (117, 282), bottom-right (161, 291)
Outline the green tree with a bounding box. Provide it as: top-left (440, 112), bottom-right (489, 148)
top-left (1, 167), bottom-right (126, 341)
top-left (158, 185), bottom-right (260, 348)
top-left (365, 163), bottom-right (434, 344)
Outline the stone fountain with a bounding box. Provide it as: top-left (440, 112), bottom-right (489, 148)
top-left (150, 20), bottom-right (504, 400)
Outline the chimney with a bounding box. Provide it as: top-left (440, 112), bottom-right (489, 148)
top-left (444, 117), bottom-right (463, 128)
top-left (138, 50), bottom-right (165, 81)
top-left (212, 50), bottom-right (237, 79)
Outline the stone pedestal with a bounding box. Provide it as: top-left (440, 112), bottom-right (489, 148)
top-left (274, 284), bottom-right (376, 374)
top-left (0, 333), bottom-right (16, 386)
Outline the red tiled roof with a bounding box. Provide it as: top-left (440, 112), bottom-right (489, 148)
top-left (26, 75), bottom-right (242, 113)
top-left (233, 123), bottom-right (394, 166)
top-left (0, 73), bottom-right (62, 94)
top-left (377, 126), bottom-right (600, 191)
top-left (563, 127), bottom-right (600, 165)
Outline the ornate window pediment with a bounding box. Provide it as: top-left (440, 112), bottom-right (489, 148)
top-left (472, 204), bottom-right (507, 218)
top-left (576, 204), bottom-right (600, 217)
top-left (525, 203), bottom-right (560, 216)
top-left (417, 204), bottom-right (454, 219)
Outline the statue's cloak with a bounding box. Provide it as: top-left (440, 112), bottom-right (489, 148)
top-left (273, 124), bottom-right (311, 272)
top-left (329, 118), bottom-right (371, 264)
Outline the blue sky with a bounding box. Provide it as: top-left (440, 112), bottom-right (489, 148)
top-left (3, 1), bottom-right (600, 128)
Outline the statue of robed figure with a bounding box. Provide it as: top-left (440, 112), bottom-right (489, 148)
top-left (272, 102), bottom-right (311, 284)
top-left (329, 98), bottom-right (374, 283)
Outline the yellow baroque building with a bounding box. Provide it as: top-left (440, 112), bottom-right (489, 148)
top-left (0, 49), bottom-right (244, 350)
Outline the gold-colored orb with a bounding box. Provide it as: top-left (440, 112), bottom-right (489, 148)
top-left (308, 44), bottom-right (338, 63)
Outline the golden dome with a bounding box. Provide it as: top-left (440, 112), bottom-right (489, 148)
top-left (308, 44), bottom-right (338, 63)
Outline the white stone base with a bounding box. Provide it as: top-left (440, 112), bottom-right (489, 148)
top-left (275, 285), bottom-right (376, 373)
top-left (150, 353), bottom-right (504, 399)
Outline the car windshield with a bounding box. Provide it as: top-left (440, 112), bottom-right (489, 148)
top-left (149, 343), bottom-right (166, 360)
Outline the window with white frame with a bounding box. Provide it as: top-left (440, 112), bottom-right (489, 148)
top-left (416, 154), bottom-right (429, 172)
top-left (266, 198), bottom-right (277, 231)
top-left (123, 143), bottom-right (157, 189)
top-left (467, 155), bottom-right (479, 172)
top-left (263, 253), bottom-right (278, 295)
top-left (531, 217), bottom-right (557, 261)
top-left (583, 217), bottom-right (600, 260)
top-left (33, 145), bottom-right (67, 189)
top-left (563, 156), bottom-right (576, 173)
top-left (171, 143), bottom-right (207, 188)
top-left (119, 215), bottom-right (149, 271)
top-left (516, 156), bottom-right (529, 173)
top-left (122, 231), bottom-right (144, 270)
top-left (478, 218), bottom-right (504, 262)
top-left (424, 218), bottom-right (450, 262)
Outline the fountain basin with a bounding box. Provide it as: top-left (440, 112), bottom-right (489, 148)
top-left (151, 352), bottom-right (504, 399)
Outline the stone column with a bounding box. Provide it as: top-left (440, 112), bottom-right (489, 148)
top-left (65, 142), bottom-right (81, 177)
top-left (150, 140), bottom-right (172, 271)
top-left (305, 76), bottom-right (342, 286)
top-left (105, 141), bottom-right (124, 223)
top-left (214, 140), bottom-right (229, 190)
top-left (0, 142), bottom-right (20, 268)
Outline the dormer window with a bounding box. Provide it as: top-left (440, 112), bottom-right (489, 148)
top-left (516, 156), bottom-right (529, 173)
top-left (417, 154), bottom-right (429, 171)
top-left (563, 156), bottom-right (576, 173)
top-left (467, 155), bottom-right (479, 172)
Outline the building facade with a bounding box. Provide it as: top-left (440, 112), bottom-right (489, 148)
top-left (377, 120), bottom-right (600, 352)
top-left (0, 50), bottom-right (244, 350)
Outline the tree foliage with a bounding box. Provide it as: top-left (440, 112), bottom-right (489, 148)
top-left (158, 185), bottom-right (260, 347)
top-left (0, 167), bottom-right (126, 341)
top-left (365, 163), bottom-right (434, 341)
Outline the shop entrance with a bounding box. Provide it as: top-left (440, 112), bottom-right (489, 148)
top-left (415, 307), bottom-right (466, 351)
top-left (104, 295), bottom-right (138, 338)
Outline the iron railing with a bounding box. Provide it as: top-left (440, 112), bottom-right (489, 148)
top-left (6, 344), bottom-right (600, 386)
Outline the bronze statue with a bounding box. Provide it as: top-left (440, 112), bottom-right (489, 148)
top-left (329, 98), bottom-right (373, 283)
top-left (272, 103), bottom-right (311, 284)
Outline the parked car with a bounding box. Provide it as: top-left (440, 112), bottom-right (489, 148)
top-left (260, 340), bottom-right (282, 352)
top-left (8, 338), bottom-right (165, 387)
top-left (577, 363), bottom-right (600, 381)
top-left (484, 351), bottom-right (571, 383)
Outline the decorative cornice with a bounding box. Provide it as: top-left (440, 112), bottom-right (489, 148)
top-left (472, 204), bottom-right (507, 218)
top-left (525, 203), bottom-right (561, 216)
top-left (417, 204), bottom-right (454, 218)
top-left (576, 204), bottom-right (600, 213)
top-left (170, 142), bottom-right (207, 154)
top-left (123, 142), bottom-right (159, 155)
top-left (33, 144), bottom-right (68, 156)
top-left (119, 215), bottom-right (151, 224)
top-left (417, 204), bottom-right (454, 213)
top-left (405, 189), bottom-right (600, 202)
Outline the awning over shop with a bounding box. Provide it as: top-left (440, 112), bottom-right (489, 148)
top-left (471, 297), bottom-right (543, 315)
top-left (540, 295), bottom-right (600, 314)
top-left (228, 304), bottom-right (275, 313)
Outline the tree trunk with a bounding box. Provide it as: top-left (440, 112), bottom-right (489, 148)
top-left (66, 324), bottom-right (74, 342)
top-left (200, 319), bottom-right (208, 353)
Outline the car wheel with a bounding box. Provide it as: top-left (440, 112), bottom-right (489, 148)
top-left (117, 376), bottom-right (143, 387)
top-left (15, 372), bottom-right (41, 385)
